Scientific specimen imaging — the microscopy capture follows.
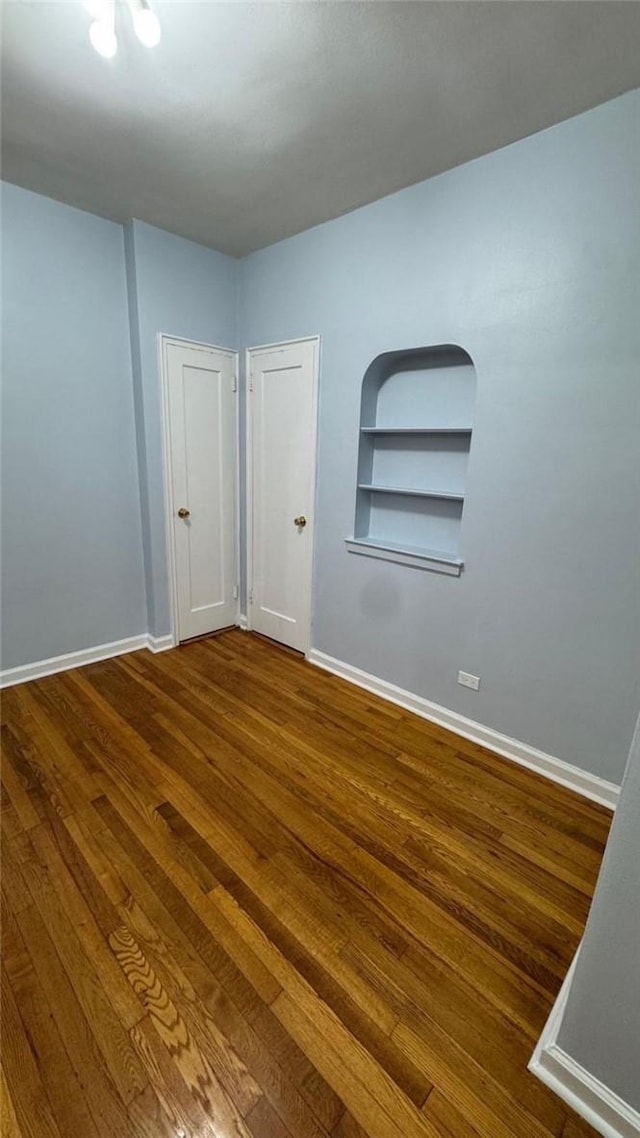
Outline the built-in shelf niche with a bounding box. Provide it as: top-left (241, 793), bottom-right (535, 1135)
top-left (346, 344), bottom-right (476, 574)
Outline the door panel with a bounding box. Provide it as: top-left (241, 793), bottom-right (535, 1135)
top-left (166, 342), bottom-right (237, 641)
top-left (249, 339), bottom-right (318, 653)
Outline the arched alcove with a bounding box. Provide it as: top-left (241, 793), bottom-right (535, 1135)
top-left (346, 344), bottom-right (477, 575)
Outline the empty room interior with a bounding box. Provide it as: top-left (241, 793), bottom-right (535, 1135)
top-left (1, 2), bottom-right (640, 1136)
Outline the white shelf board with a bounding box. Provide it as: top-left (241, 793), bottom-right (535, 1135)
top-left (360, 426), bottom-right (472, 435)
top-left (357, 484), bottom-right (464, 502)
top-left (345, 537), bottom-right (463, 576)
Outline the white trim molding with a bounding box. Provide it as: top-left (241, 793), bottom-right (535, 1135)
top-left (147, 634), bottom-right (174, 654)
top-left (0, 632), bottom-right (174, 682)
top-left (530, 950), bottom-right (640, 1138)
top-left (0, 633), bottom-right (174, 689)
top-left (306, 649), bottom-right (619, 810)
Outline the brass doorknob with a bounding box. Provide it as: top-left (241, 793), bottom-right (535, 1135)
top-left (177, 507), bottom-right (190, 519)
top-left (294, 515), bottom-right (307, 528)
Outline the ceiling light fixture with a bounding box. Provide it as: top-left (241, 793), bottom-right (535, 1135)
top-left (129, 0), bottom-right (161, 48)
top-left (89, 2), bottom-right (117, 59)
top-left (86, 0), bottom-right (161, 59)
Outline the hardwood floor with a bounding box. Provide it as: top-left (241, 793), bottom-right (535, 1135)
top-left (0, 629), bottom-right (611, 1138)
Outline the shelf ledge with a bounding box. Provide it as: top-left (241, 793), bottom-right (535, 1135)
top-left (360, 427), bottom-right (472, 435)
top-left (345, 537), bottom-right (463, 576)
top-left (358, 484), bottom-right (464, 501)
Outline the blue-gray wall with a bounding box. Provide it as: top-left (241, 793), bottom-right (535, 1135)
top-left (556, 711), bottom-right (640, 1110)
top-left (240, 89), bottom-right (640, 784)
top-left (124, 221), bottom-right (238, 637)
top-left (1, 184), bottom-right (147, 666)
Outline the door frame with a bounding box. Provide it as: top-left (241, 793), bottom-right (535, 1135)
top-left (158, 333), bottom-right (240, 647)
top-left (245, 335), bottom-right (321, 655)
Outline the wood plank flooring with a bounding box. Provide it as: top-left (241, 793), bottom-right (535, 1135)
top-left (0, 629), bottom-right (611, 1138)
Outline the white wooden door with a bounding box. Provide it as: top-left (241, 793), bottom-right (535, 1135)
top-left (248, 338), bottom-right (318, 653)
top-left (165, 340), bottom-right (237, 642)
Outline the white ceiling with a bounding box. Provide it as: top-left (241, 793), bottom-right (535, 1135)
top-left (2, 1), bottom-right (640, 257)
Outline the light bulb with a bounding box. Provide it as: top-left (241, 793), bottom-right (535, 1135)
top-left (89, 16), bottom-right (117, 58)
top-left (133, 6), bottom-right (161, 47)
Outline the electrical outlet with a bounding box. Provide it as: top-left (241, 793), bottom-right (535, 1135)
top-left (458, 670), bottom-right (480, 691)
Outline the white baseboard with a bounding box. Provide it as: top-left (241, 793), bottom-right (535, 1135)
top-left (530, 949), bottom-right (640, 1138)
top-left (0, 633), bottom-right (175, 688)
top-left (306, 649), bottom-right (619, 810)
top-left (530, 948), bottom-right (581, 1073)
top-left (147, 634), bottom-right (174, 654)
top-left (238, 614), bottom-right (249, 630)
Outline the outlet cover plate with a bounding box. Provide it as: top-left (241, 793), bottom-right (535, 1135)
top-left (458, 670), bottom-right (480, 691)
